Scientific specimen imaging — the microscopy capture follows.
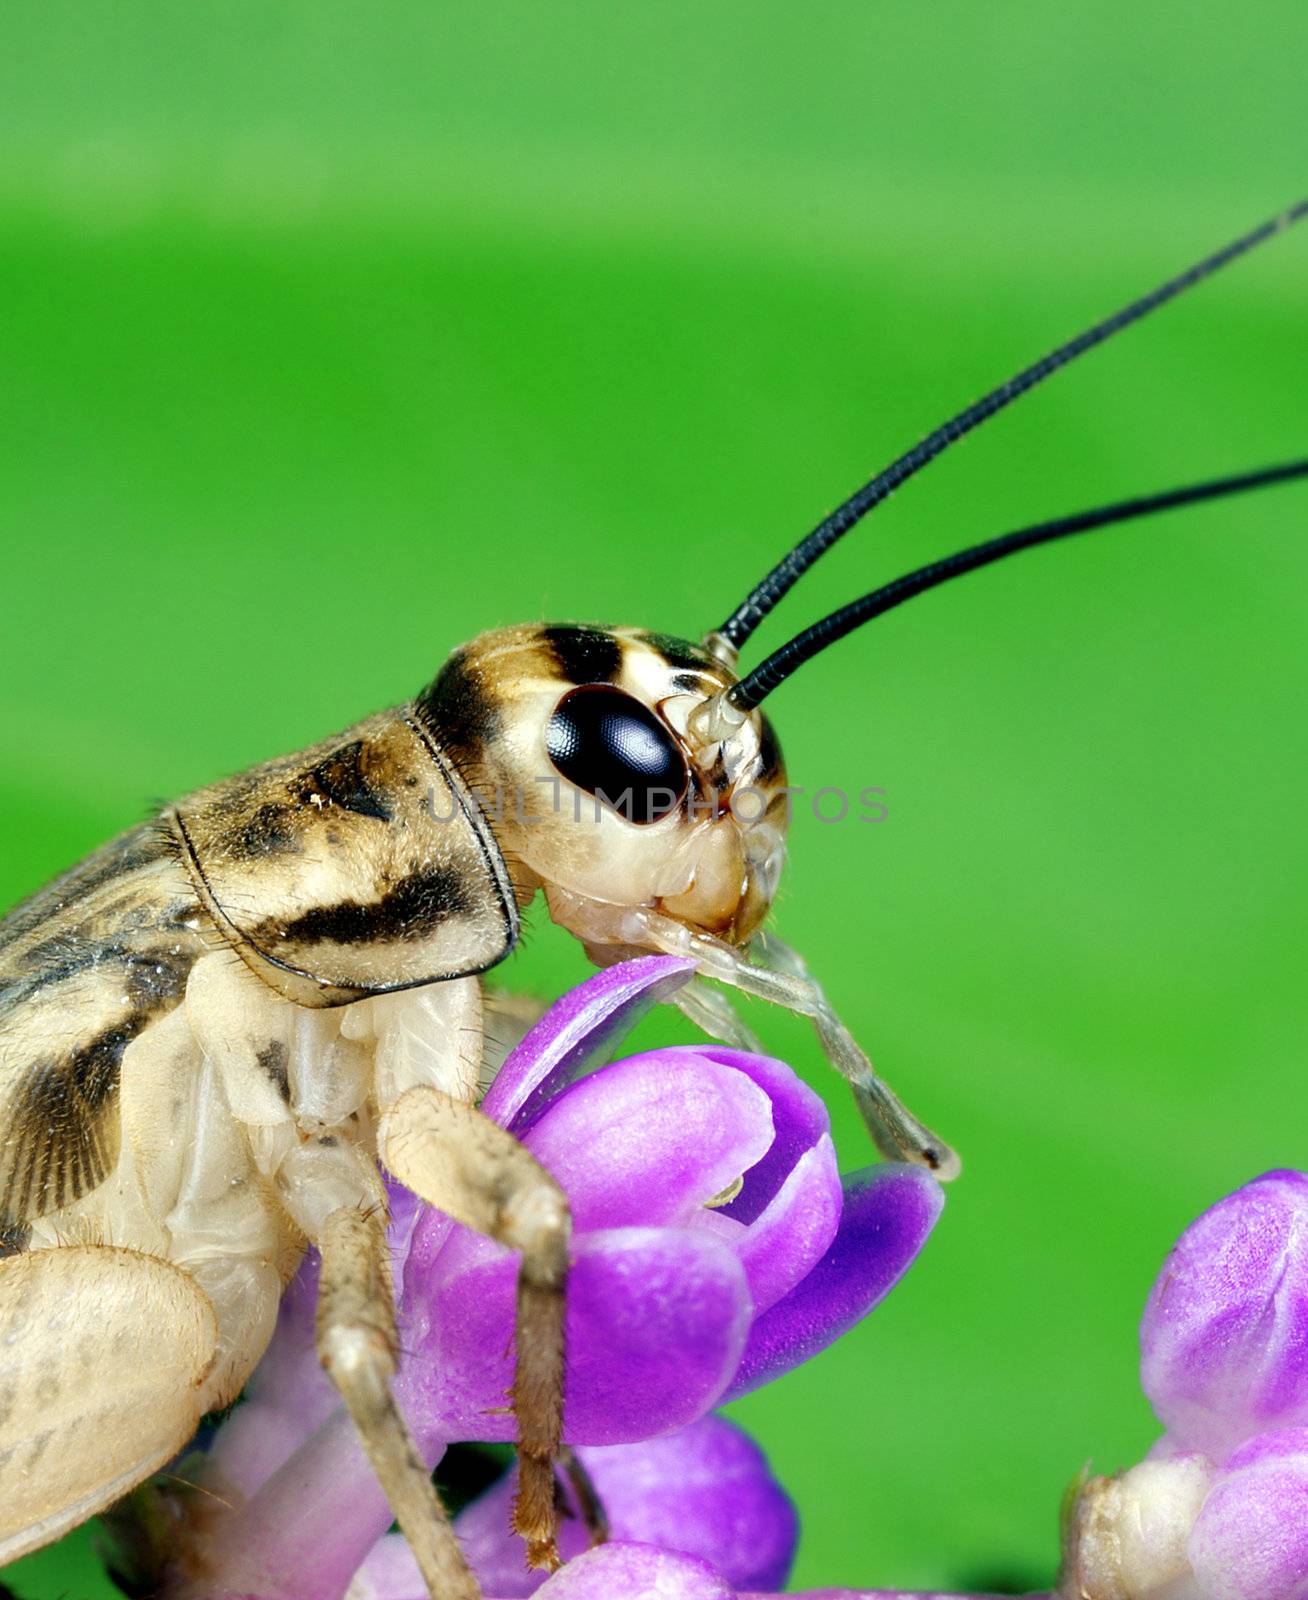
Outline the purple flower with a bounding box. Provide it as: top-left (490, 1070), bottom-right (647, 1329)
top-left (353, 1534), bottom-right (975, 1600)
top-left (394, 960), bottom-right (942, 1446)
top-left (195, 958), bottom-right (943, 1599)
top-left (351, 1415), bottom-right (796, 1598)
top-left (1065, 1171), bottom-right (1308, 1600)
top-left (1141, 1169), bottom-right (1308, 1464)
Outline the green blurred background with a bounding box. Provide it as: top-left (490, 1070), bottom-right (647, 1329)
top-left (2, 3), bottom-right (1305, 1593)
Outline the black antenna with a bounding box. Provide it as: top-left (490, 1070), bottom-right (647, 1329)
top-left (715, 198), bottom-right (1308, 654)
top-left (725, 459), bottom-right (1308, 711)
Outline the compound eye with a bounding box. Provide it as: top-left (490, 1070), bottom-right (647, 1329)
top-left (546, 686), bottom-right (689, 824)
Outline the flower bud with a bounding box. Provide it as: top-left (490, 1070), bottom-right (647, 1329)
top-left (510, 1543), bottom-right (735, 1600)
top-left (1189, 1428), bottom-right (1308, 1600)
top-left (1060, 1455), bottom-right (1211, 1600)
top-left (1140, 1170), bottom-right (1308, 1463)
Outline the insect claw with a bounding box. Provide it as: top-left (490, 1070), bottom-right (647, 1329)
top-left (850, 1067), bottom-right (962, 1181)
top-left (513, 1451), bottom-right (563, 1571)
top-left (526, 1535), bottom-right (563, 1573)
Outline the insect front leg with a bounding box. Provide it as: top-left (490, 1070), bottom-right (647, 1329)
top-left (557, 1445), bottom-right (609, 1548)
top-left (591, 902), bottom-right (960, 1179)
top-left (712, 933), bottom-right (959, 1177)
top-left (668, 971), bottom-right (763, 1052)
top-left (742, 929), bottom-right (961, 1179)
top-left (380, 1086), bottom-right (571, 1571)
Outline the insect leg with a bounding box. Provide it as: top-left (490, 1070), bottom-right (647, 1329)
top-left (315, 1205), bottom-right (480, 1600)
top-left (558, 1445), bottom-right (609, 1548)
top-left (381, 1085), bottom-right (571, 1571)
top-left (667, 971), bottom-right (763, 1050)
top-left (624, 908), bottom-right (960, 1178)
top-left (720, 936), bottom-right (959, 1176)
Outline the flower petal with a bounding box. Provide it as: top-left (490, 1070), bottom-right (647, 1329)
top-left (519, 1050), bottom-right (776, 1232)
top-left (684, 1048), bottom-right (843, 1314)
top-left (347, 1537), bottom-right (734, 1600)
top-left (718, 1138), bottom-right (842, 1317)
top-left (405, 1227), bottom-right (752, 1444)
top-left (1141, 1169), bottom-right (1308, 1462)
top-left (453, 1416), bottom-right (797, 1597)
top-left (344, 1533), bottom-right (425, 1600)
top-left (532, 1543), bottom-right (735, 1600)
top-left (693, 1048), bottom-right (831, 1225)
top-left (1189, 1427), bottom-right (1308, 1600)
top-left (724, 1164), bottom-right (943, 1401)
top-left (481, 957), bottom-right (695, 1133)
top-left (205, 1408), bottom-right (434, 1600)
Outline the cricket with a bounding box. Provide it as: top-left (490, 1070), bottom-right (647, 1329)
top-left (1, 197), bottom-right (1304, 1600)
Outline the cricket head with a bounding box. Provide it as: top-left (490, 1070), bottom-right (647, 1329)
top-left (417, 623), bottom-right (791, 947)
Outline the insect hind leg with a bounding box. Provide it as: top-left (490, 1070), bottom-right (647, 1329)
top-left (189, 1137), bottom-right (480, 1600)
top-left (316, 1206), bottom-right (480, 1600)
top-left (381, 1085), bottom-right (570, 1570)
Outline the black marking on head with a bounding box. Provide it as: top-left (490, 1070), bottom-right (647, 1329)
top-left (541, 625), bottom-right (623, 686)
top-left (233, 802), bottom-right (298, 859)
top-left (273, 864), bottom-right (479, 948)
top-left (257, 1039), bottom-right (291, 1103)
top-left (638, 632), bottom-right (713, 672)
top-left (418, 647), bottom-right (504, 761)
top-left (698, 749), bottom-right (730, 796)
top-left (293, 741), bottom-right (394, 823)
top-left (672, 671), bottom-right (705, 693)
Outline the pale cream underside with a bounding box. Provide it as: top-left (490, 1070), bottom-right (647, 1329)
top-left (0, 956), bottom-right (482, 1565)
